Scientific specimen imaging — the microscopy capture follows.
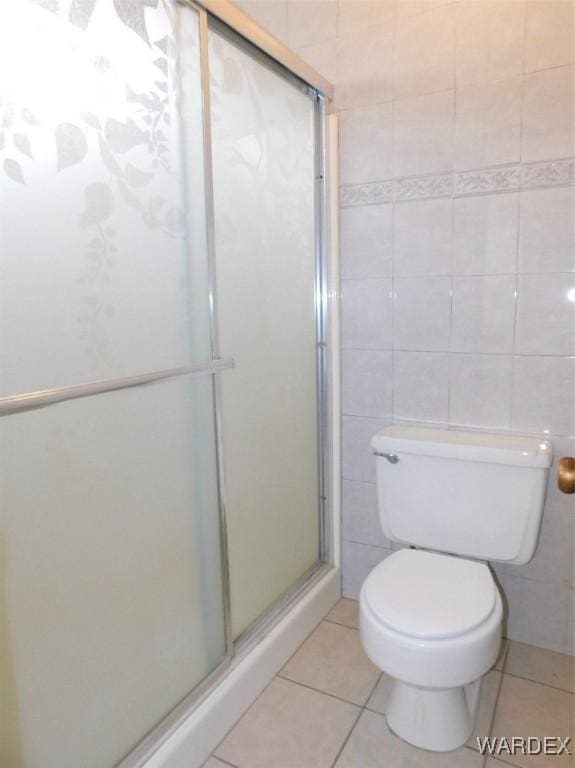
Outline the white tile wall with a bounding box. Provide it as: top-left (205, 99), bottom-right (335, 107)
top-left (342, 540), bottom-right (391, 598)
top-left (339, 103), bottom-right (393, 185)
top-left (341, 278), bottom-right (393, 350)
top-left (394, 198), bottom-right (453, 276)
top-left (342, 479), bottom-right (391, 548)
top-left (287, 0), bottom-right (338, 49)
top-left (296, 38), bottom-right (339, 83)
top-left (394, 90), bottom-right (455, 176)
top-left (515, 273), bottom-right (575, 356)
top-left (522, 65), bottom-right (575, 163)
top-left (393, 276), bottom-right (452, 351)
top-left (341, 349), bottom-right (393, 417)
top-left (235, 0), bottom-right (289, 41)
top-left (499, 505), bottom-right (574, 587)
top-left (338, 0), bottom-right (394, 35)
top-left (453, 193), bottom-right (519, 275)
top-left (518, 187), bottom-right (575, 274)
top-left (451, 275), bottom-right (516, 354)
top-left (496, 572), bottom-right (573, 655)
top-left (337, 23), bottom-right (393, 109)
top-left (239, 0), bottom-right (575, 654)
top-left (524, 0), bottom-right (575, 74)
top-left (512, 356), bottom-right (575, 436)
top-left (393, 351), bottom-right (450, 423)
top-left (455, 0), bottom-right (525, 88)
top-left (449, 354), bottom-right (513, 430)
top-left (394, 4), bottom-right (455, 99)
top-left (342, 415), bottom-right (389, 483)
top-left (340, 204), bottom-right (393, 278)
top-left (455, 77), bottom-right (523, 170)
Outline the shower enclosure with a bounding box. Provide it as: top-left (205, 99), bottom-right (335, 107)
top-left (0, 2), bottom-right (334, 766)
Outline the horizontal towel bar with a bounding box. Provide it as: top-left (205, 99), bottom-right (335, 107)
top-left (0, 357), bottom-right (235, 417)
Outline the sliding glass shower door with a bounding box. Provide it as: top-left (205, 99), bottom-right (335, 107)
top-left (0, 3), bottom-right (227, 767)
top-left (208, 26), bottom-right (322, 639)
top-left (0, 2), bottom-right (327, 766)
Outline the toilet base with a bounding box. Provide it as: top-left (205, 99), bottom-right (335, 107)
top-left (386, 677), bottom-right (482, 752)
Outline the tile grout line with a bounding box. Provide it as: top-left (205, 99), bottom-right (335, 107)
top-left (323, 616), bottom-right (359, 630)
top-left (211, 620), bottom-right (330, 765)
top-left (327, 668), bottom-right (384, 768)
top-left (499, 637), bottom-right (511, 673)
top-left (340, 155), bottom-right (575, 185)
top-left (509, 0), bottom-right (530, 433)
top-left (340, 346), bottom-right (575, 359)
top-left (276, 617), bottom-right (334, 675)
top-left (364, 670), bottom-right (384, 709)
top-left (211, 670), bottom-right (282, 764)
top-left (210, 757), bottom-right (240, 768)
top-left (487, 757), bottom-right (525, 768)
top-left (340, 269), bottom-right (575, 281)
top-left (328, 705), bottom-right (364, 768)
top-left (523, 59), bottom-right (575, 79)
top-left (275, 673), bottom-right (366, 708)
top-left (339, 537), bottom-right (392, 549)
top-left (389, 0), bottom-right (397, 423)
top-left (501, 669), bottom-right (575, 696)
top-left (485, 665), bottom-right (506, 746)
top-left (446, 115), bottom-right (456, 423)
top-left (279, 615), bottom-right (389, 766)
top-left (212, 606), bottom-right (373, 765)
top-left (340, 410), bottom-right (574, 438)
top-left (211, 640), bottom-right (367, 768)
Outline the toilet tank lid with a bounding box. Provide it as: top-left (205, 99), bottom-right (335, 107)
top-left (371, 425), bottom-right (553, 468)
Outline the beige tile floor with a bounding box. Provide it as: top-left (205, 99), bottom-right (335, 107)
top-left (208, 599), bottom-right (574, 768)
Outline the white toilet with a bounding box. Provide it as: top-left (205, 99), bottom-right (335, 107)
top-left (359, 425), bottom-right (552, 752)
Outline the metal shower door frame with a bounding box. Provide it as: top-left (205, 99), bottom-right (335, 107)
top-left (117, 1), bottom-right (333, 764)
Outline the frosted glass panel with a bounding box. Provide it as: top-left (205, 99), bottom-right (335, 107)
top-left (0, 1), bottom-right (211, 396)
top-left (0, 377), bottom-right (226, 768)
top-left (209, 30), bottom-right (320, 638)
top-left (0, 3), bottom-right (227, 767)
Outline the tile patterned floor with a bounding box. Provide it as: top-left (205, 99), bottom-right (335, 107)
top-left (208, 599), bottom-right (575, 768)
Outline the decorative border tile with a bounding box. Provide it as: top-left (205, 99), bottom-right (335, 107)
top-left (339, 158), bottom-right (575, 208)
top-left (340, 180), bottom-right (393, 207)
top-left (395, 173), bottom-right (453, 201)
top-left (522, 157), bottom-right (575, 189)
top-left (453, 165), bottom-right (521, 197)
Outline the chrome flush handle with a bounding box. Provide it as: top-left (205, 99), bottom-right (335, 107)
top-left (374, 451), bottom-right (400, 464)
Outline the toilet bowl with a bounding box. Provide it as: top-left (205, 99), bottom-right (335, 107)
top-left (359, 548), bottom-right (503, 752)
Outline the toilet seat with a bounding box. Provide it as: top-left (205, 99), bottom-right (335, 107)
top-left (362, 549), bottom-right (496, 640)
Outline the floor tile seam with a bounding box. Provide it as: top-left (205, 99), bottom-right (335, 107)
top-left (276, 673), bottom-right (367, 709)
top-left (328, 706), bottom-right (364, 768)
top-left (323, 616), bottom-right (360, 630)
top-left (486, 667), bottom-right (506, 743)
top-left (362, 671), bottom-right (384, 711)
top-left (211, 757), bottom-right (240, 768)
top-left (499, 669), bottom-right (575, 697)
top-left (212, 670), bottom-right (293, 761)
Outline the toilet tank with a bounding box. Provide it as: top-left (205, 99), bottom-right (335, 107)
top-left (371, 426), bottom-right (553, 565)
